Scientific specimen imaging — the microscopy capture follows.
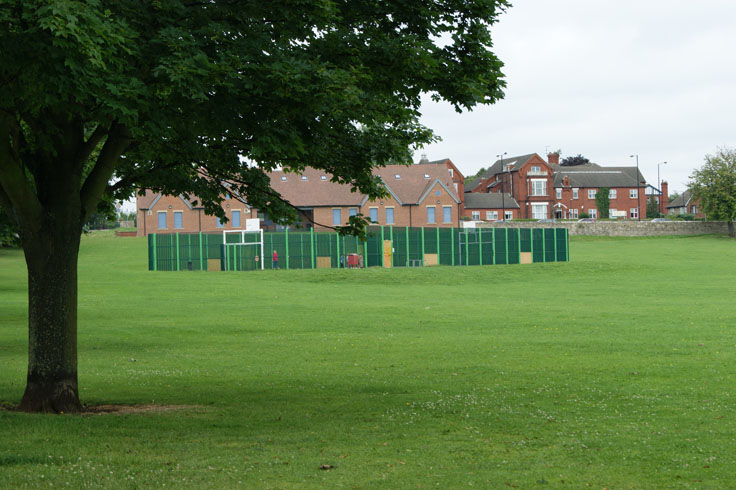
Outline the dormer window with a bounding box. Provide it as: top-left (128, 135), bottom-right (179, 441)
top-left (503, 164), bottom-right (513, 172)
top-left (301, 175), bottom-right (307, 181)
top-left (280, 176), bottom-right (287, 181)
top-left (424, 173), bottom-right (430, 179)
top-left (321, 175), bottom-right (327, 181)
top-left (394, 174), bottom-right (401, 179)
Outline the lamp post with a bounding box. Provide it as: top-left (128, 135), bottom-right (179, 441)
top-left (630, 154), bottom-right (640, 220)
top-left (497, 152), bottom-right (507, 221)
top-left (658, 161), bottom-right (667, 217)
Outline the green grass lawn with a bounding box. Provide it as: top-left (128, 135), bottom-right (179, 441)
top-left (1, 232), bottom-right (735, 488)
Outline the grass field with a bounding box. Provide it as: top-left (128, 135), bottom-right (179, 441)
top-left (1, 232), bottom-right (735, 488)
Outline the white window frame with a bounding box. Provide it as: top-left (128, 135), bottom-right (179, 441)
top-left (332, 208), bottom-right (342, 225)
top-left (556, 188), bottom-right (562, 199)
top-left (609, 189), bottom-right (617, 199)
top-left (630, 189), bottom-right (638, 199)
top-left (486, 211), bottom-right (498, 221)
top-left (589, 209), bottom-right (598, 219)
top-left (531, 203), bottom-right (548, 220)
top-left (572, 188), bottom-right (579, 199)
top-left (630, 207), bottom-right (639, 219)
top-left (471, 211), bottom-right (480, 220)
top-left (531, 179), bottom-right (547, 197)
top-left (608, 208), bottom-right (616, 218)
top-left (369, 207), bottom-right (378, 223)
top-left (569, 208), bottom-right (579, 219)
top-left (504, 211), bottom-right (513, 220)
top-left (588, 189), bottom-right (597, 199)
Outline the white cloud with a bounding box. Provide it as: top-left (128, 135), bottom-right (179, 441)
top-left (416, 0), bottom-right (736, 192)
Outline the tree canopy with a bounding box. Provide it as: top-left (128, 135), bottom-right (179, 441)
top-left (690, 147), bottom-right (736, 236)
top-left (560, 154), bottom-right (590, 166)
top-left (0, 0), bottom-right (510, 412)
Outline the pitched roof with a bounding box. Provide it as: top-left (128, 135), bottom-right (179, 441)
top-left (483, 153), bottom-right (539, 178)
top-left (666, 190), bottom-right (692, 208)
top-left (464, 192), bottom-right (519, 209)
top-left (553, 166), bottom-right (645, 188)
top-left (269, 164), bottom-right (460, 208)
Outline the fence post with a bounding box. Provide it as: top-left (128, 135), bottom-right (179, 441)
top-left (565, 228), bottom-right (569, 261)
top-left (152, 234), bottom-right (157, 271)
top-left (530, 229), bottom-right (534, 263)
top-left (436, 227), bottom-right (440, 265)
top-left (285, 228), bottom-right (290, 270)
top-left (198, 232), bottom-right (203, 270)
top-left (505, 228), bottom-right (509, 264)
top-left (363, 236), bottom-right (368, 267)
top-left (380, 226), bottom-right (385, 267)
top-left (553, 228), bottom-right (558, 262)
top-left (336, 230), bottom-right (340, 268)
top-left (310, 227), bottom-right (315, 269)
top-left (464, 229), bottom-right (469, 266)
top-left (491, 228), bottom-right (496, 265)
top-left (479, 228), bottom-right (483, 266)
top-left (175, 233), bottom-right (180, 271)
top-left (517, 228), bottom-right (521, 263)
top-left (450, 227), bottom-right (455, 266)
top-left (405, 227), bottom-right (409, 267)
top-left (421, 227), bottom-right (425, 266)
top-left (542, 228), bottom-right (546, 262)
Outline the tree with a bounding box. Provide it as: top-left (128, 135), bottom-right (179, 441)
top-left (560, 154), bottom-right (590, 166)
top-left (646, 196), bottom-right (660, 218)
top-left (668, 191), bottom-right (681, 204)
top-left (690, 147), bottom-right (736, 237)
top-left (595, 187), bottom-right (610, 219)
top-left (0, 1), bottom-right (509, 412)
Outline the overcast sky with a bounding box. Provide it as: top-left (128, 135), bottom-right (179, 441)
top-left (415, 0), bottom-right (736, 193)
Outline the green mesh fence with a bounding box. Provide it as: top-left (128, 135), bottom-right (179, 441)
top-left (148, 227), bottom-right (569, 271)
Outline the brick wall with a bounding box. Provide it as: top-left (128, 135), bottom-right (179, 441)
top-left (477, 220), bottom-right (729, 236)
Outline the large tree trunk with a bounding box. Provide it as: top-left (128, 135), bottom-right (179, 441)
top-left (17, 211), bottom-right (83, 413)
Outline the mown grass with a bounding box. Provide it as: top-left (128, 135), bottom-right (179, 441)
top-left (1, 231), bottom-right (735, 488)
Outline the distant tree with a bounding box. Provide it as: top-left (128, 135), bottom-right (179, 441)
top-left (689, 147), bottom-right (736, 237)
top-left (560, 154), bottom-right (591, 166)
top-left (466, 166), bottom-right (488, 184)
top-left (1, 0), bottom-right (510, 412)
top-left (595, 187), bottom-right (610, 219)
top-left (0, 206), bottom-right (20, 247)
top-left (668, 191), bottom-right (681, 204)
top-left (646, 196), bottom-right (660, 218)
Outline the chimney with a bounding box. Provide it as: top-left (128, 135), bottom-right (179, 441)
top-left (418, 153), bottom-right (429, 165)
top-left (660, 181), bottom-right (669, 215)
top-left (547, 152), bottom-right (560, 165)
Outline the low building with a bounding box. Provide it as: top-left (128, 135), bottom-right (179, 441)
top-left (667, 190), bottom-right (705, 218)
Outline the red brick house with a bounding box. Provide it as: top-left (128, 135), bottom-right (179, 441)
top-left (666, 190), bottom-right (705, 218)
top-left (463, 152), bottom-right (647, 220)
top-left (136, 162), bottom-right (463, 235)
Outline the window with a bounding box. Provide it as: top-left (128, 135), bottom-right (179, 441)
top-left (570, 208), bottom-right (579, 219)
top-left (504, 211), bottom-right (513, 220)
top-left (630, 189), bottom-right (638, 198)
top-left (394, 174), bottom-right (401, 179)
top-left (385, 207), bottom-right (394, 224)
top-left (609, 189), bottom-right (617, 199)
top-left (173, 211), bottom-right (183, 229)
top-left (369, 207), bottom-right (378, 223)
top-left (531, 179), bottom-right (547, 196)
top-left (321, 175), bottom-right (327, 181)
top-left (280, 176), bottom-right (287, 181)
top-left (301, 175), bottom-right (307, 181)
top-left (158, 211), bottom-right (167, 229)
top-left (424, 173), bottom-right (430, 179)
top-left (349, 208), bottom-right (357, 217)
top-left (530, 166), bottom-right (540, 174)
top-left (588, 189), bottom-right (597, 199)
top-left (531, 203), bottom-right (548, 220)
top-left (332, 208), bottom-right (342, 225)
top-left (556, 188), bottom-right (562, 199)
top-left (486, 211), bottom-right (498, 220)
top-left (472, 211), bottom-right (480, 220)
top-left (443, 206), bottom-right (452, 223)
top-left (589, 209), bottom-right (597, 219)
top-left (449, 168), bottom-right (453, 177)
top-left (231, 210), bottom-right (241, 228)
top-left (216, 216), bottom-right (224, 228)
top-left (630, 207), bottom-right (639, 219)
top-left (691, 205), bottom-right (697, 214)
top-left (572, 188), bottom-right (579, 199)
top-left (608, 208), bottom-right (616, 218)
top-left (427, 206), bottom-right (436, 224)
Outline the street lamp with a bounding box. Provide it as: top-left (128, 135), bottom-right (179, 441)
top-left (497, 152), bottom-right (507, 221)
top-left (629, 154), bottom-right (640, 220)
top-left (658, 161), bottom-right (667, 217)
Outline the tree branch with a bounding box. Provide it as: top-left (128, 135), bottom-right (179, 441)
top-left (76, 122), bottom-right (110, 167)
top-left (79, 123), bottom-right (132, 224)
top-left (0, 112), bottom-right (42, 228)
